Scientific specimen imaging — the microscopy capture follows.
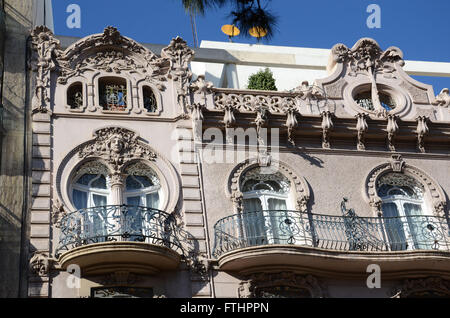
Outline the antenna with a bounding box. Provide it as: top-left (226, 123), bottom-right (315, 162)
top-left (249, 26), bottom-right (267, 43)
top-left (221, 24), bottom-right (240, 42)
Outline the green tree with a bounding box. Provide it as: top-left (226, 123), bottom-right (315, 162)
top-left (247, 68), bottom-right (277, 91)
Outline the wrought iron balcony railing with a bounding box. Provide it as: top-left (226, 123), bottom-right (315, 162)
top-left (212, 210), bottom-right (450, 258)
top-left (56, 205), bottom-right (191, 257)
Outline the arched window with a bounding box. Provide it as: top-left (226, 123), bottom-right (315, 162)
top-left (67, 82), bottom-right (83, 109)
top-left (143, 86), bottom-right (157, 113)
top-left (124, 163), bottom-right (161, 209)
top-left (70, 162), bottom-right (111, 241)
top-left (377, 173), bottom-right (431, 250)
top-left (239, 167), bottom-right (293, 245)
top-left (355, 91), bottom-right (396, 112)
top-left (69, 161), bottom-right (163, 243)
top-left (99, 77), bottom-right (127, 111)
top-left (241, 167), bottom-right (291, 212)
top-left (71, 162), bottom-right (110, 210)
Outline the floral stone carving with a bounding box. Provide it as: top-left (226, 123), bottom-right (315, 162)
top-left (31, 26), bottom-right (63, 114)
top-left (238, 272), bottom-right (326, 298)
top-left (331, 38), bottom-right (404, 117)
top-left (78, 127), bottom-right (157, 173)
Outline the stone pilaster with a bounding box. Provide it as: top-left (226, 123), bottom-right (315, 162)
top-left (28, 112), bottom-right (52, 298)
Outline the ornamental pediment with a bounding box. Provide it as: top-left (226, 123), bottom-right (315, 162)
top-left (57, 26), bottom-right (170, 85)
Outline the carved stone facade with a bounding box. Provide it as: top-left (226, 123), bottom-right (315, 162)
top-left (238, 273), bottom-right (326, 298)
top-left (391, 277), bottom-right (450, 298)
top-left (364, 154), bottom-right (447, 217)
top-left (22, 26), bottom-right (450, 299)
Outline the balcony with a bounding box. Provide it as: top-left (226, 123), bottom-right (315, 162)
top-left (212, 210), bottom-right (450, 277)
top-left (56, 205), bottom-right (187, 275)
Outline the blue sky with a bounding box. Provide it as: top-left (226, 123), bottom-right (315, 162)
top-left (52, 0), bottom-right (450, 92)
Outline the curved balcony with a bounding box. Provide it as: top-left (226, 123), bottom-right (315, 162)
top-left (56, 205), bottom-right (189, 275)
top-left (212, 210), bottom-right (450, 277)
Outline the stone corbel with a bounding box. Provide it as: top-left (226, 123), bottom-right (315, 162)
top-left (29, 251), bottom-right (54, 277)
top-left (223, 102), bottom-right (236, 128)
top-left (320, 111), bottom-right (334, 149)
top-left (386, 114), bottom-right (399, 152)
top-left (283, 104), bottom-right (298, 147)
top-left (257, 148), bottom-right (272, 167)
top-left (389, 154), bottom-right (405, 172)
top-left (190, 103), bottom-right (204, 121)
top-left (416, 115), bottom-right (429, 153)
top-left (355, 113), bottom-right (368, 151)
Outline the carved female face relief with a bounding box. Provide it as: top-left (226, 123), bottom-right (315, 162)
top-left (110, 136), bottom-right (124, 154)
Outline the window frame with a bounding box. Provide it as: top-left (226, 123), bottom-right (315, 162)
top-left (379, 182), bottom-right (433, 251)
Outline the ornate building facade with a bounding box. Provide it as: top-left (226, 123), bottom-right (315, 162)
top-left (22, 25), bottom-right (450, 298)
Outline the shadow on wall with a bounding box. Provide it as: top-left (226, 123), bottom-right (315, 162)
top-left (0, 205), bottom-right (21, 297)
top-left (294, 149), bottom-right (324, 168)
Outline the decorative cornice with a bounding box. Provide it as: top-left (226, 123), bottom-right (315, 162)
top-left (331, 38), bottom-right (404, 117)
top-left (57, 26), bottom-right (169, 87)
top-left (331, 38), bottom-right (404, 69)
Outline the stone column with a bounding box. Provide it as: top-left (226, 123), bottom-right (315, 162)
top-left (109, 173), bottom-right (125, 205)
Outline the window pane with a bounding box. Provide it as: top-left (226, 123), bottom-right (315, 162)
top-left (126, 176), bottom-right (142, 190)
top-left (268, 198), bottom-right (287, 210)
top-left (382, 203), bottom-right (407, 251)
top-left (268, 199), bottom-right (290, 244)
top-left (125, 196), bottom-right (143, 239)
top-left (92, 194), bottom-right (107, 207)
top-left (73, 189), bottom-right (88, 210)
top-left (135, 175), bottom-right (153, 188)
top-left (404, 203), bottom-right (432, 250)
top-left (254, 183), bottom-right (271, 191)
top-left (127, 196), bottom-right (141, 206)
top-left (146, 192), bottom-right (160, 209)
top-left (76, 174), bottom-right (97, 186)
top-left (242, 199), bottom-right (265, 246)
top-left (243, 198), bottom-right (263, 212)
top-left (91, 175), bottom-right (107, 189)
